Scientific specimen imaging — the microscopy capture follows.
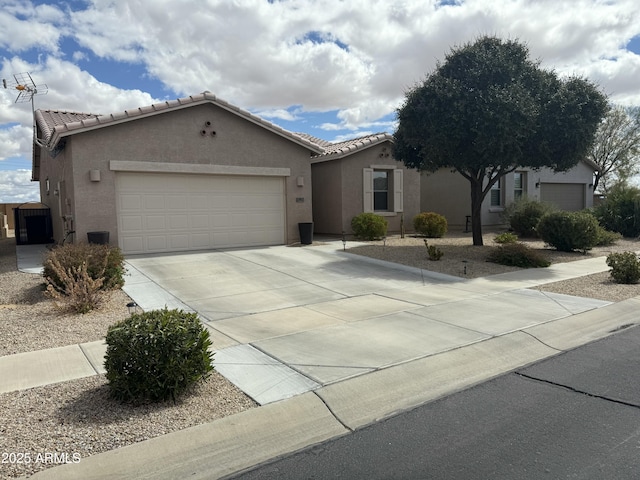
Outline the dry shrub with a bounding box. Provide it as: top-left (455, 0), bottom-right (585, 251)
top-left (45, 258), bottom-right (105, 314)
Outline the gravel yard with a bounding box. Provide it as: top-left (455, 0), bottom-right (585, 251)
top-left (1, 231), bottom-right (638, 478)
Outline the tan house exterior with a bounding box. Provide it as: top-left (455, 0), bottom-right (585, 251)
top-left (421, 160), bottom-right (599, 228)
top-left (33, 93), bottom-right (323, 254)
top-left (309, 133), bottom-right (420, 236)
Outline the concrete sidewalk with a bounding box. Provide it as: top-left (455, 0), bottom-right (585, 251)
top-left (6, 241), bottom-right (638, 479)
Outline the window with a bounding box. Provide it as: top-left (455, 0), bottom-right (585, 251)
top-left (373, 171), bottom-right (389, 211)
top-left (363, 167), bottom-right (403, 213)
top-left (514, 172), bottom-right (525, 200)
top-left (490, 177), bottom-right (503, 207)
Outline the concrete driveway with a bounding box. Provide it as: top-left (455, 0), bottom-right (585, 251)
top-left (123, 240), bottom-right (619, 406)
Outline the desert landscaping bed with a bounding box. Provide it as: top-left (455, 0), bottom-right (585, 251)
top-left (1, 232), bottom-right (639, 478)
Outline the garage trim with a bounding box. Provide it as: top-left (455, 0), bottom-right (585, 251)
top-left (110, 160), bottom-right (290, 177)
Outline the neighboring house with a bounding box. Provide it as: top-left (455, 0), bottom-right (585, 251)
top-left (32, 92), bottom-right (420, 254)
top-left (33, 93), bottom-right (323, 254)
top-left (307, 133), bottom-right (420, 236)
top-left (420, 160), bottom-right (599, 228)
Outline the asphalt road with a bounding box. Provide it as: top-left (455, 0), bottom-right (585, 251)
top-left (226, 324), bottom-right (640, 480)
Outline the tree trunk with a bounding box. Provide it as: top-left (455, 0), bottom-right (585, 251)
top-left (470, 180), bottom-right (484, 246)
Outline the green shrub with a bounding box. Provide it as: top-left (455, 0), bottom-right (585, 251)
top-left (493, 232), bottom-right (518, 244)
top-left (606, 252), bottom-right (640, 284)
top-left (105, 308), bottom-right (214, 403)
top-left (595, 226), bottom-right (622, 246)
top-left (593, 185), bottom-right (640, 237)
top-left (503, 198), bottom-right (554, 237)
top-left (44, 243), bottom-right (125, 293)
top-left (424, 239), bottom-right (443, 260)
top-left (537, 211), bottom-right (600, 252)
top-left (351, 213), bottom-right (388, 240)
top-left (504, 197), bottom-right (554, 237)
top-left (486, 243), bottom-right (551, 268)
top-left (413, 212), bottom-right (448, 238)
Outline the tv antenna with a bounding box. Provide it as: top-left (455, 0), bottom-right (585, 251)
top-left (3, 72), bottom-right (49, 150)
top-left (3, 72), bottom-right (48, 104)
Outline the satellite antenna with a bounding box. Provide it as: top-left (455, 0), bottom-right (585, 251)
top-left (2, 72), bottom-right (48, 104)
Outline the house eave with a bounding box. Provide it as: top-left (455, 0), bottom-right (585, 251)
top-left (45, 93), bottom-right (324, 155)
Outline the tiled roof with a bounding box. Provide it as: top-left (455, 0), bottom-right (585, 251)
top-left (35, 110), bottom-right (101, 144)
top-left (34, 92), bottom-right (325, 154)
top-left (310, 132), bottom-right (394, 162)
top-left (294, 132), bottom-right (332, 148)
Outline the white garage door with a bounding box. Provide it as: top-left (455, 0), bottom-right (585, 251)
top-left (116, 172), bottom-right (285, 254)
top-left (540, 183), bottom-right (585, 211)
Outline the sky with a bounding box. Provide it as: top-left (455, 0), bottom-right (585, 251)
top-left (1, 0), bottom-right (640, 203)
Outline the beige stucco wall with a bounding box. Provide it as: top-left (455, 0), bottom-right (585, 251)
top-left (421, 161), bottom-right (596, 228)
top-left (40, 103), bottom-right (314, 246)
top-left (312, 143), bottom-right (421, 236)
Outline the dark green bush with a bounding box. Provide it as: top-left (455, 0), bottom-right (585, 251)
top-left (44, 243), bottom-right (125, 292)
top-left (504, 198), bottom-right (554, 237)
top-left (104, 308), bottom-right (214, 403)
top-left (493, 232), bottom-right (518, 244)
top-left (486, 243), bottom-right (550, 268)
top-left (595, 225), bottom-right (622, 246)
top-left (413, 212), bottom-right (448, 238)
top-left (351, 213), bottom-right (388, 240)
top-left (593, 185), bottom-right (640, 237)
top-left (537, 211), bottom-right (600, 252)
top-left (606, 252), bottom-right (640, 284)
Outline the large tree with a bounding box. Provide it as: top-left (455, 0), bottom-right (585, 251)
top-left (393, 36), bottom-right (608, 245)
top-left (588, 105), bottom-right (640, 193)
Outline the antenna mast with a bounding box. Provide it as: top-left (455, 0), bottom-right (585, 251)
top-left (2, 72), bottom-right (49, 148)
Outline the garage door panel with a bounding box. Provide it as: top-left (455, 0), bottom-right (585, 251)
top-left (121, 216), bottom-right (143, 232)
top-left (540, 183), bottom-right (585, 211)
top-left (143, 195), bottom-right (166, 210)
top-left (166, 195), bottom-right (188, 210)
top-left (191, 214), bottom-right (209, 229)
top-left (120, 194), bottom-right (142, 210)
top-left (169, 234), bottom-right (190, 249)
top-left (146, 216), bottom-right (166, 230)
top-left (147, 236), bottom-right (167, 251)
top-left (116, 172), bottom-right (285, 254)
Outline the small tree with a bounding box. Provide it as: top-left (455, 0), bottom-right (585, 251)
top-left (394, 36), bottom-right (608, 245)
top-left (589, 106), bottom-right (640, 193)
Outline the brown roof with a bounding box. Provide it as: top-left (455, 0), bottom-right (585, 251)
top-left (310, 132), bottom-right (394, 162)
top-left (34, 92), bottom-right (325, 154)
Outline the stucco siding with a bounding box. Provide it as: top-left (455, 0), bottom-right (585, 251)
top-left (45, 103), bottom-right (313, 246)
top-left (311, 160), bottom-right (343, 234)
top-left (313, 144), bottom-right (420, 236)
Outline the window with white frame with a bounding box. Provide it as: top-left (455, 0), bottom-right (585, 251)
top-left (363, 167), bottom-right (403, 213)
top-left (373, 171), bottom-right (389, 210)
top-left (514, 172), bottom-right (525, 200)
top-left (490, 177), bottom-right (503, 207)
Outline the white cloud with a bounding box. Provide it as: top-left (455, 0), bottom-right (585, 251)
top-left (0, 0), bottom-right (640, 179)
top-left (0, 170), bottom-right (39, 203)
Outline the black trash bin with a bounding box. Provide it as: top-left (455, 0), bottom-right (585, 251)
top-left (298, 222), bottom-right (313, 245)
top-left (87, 231), bottom-right (110, 245)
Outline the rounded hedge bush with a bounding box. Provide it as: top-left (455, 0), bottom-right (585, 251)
top-left (351, 212), bottom-right (388, 240)
top-left (104, 308), bottom-right (214, 403)
top-left (537, 211), bottom-right (600, 252)
top-left (606, 252), bottom-right (640, 284)
top-left (413, 212), bottom-right (448, 238)
top-left (505, 198), bottom-right (554, 237)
